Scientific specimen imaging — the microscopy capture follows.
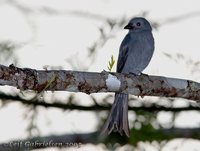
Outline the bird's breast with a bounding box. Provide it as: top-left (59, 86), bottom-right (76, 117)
top-left (122, 32), bottom-right (154, 74)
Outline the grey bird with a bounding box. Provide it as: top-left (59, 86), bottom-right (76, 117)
top-left (101, 17), bottom-right (154, 137)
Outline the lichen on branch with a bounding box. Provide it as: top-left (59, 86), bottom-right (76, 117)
top-left (0, 64), bottom-right (199, 101)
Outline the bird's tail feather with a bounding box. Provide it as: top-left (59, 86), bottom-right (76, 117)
top-left (101, 93), bottom-right (130, 137)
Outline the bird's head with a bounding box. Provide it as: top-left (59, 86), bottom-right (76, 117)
top-left (124, 17), bottom-right (152, 33)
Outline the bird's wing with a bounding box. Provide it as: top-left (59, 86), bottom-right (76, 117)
top-left (117, 34), bottom-right (131, 73)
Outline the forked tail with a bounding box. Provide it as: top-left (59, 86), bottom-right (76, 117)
top-left (101, 93), bottom-right (130, 137)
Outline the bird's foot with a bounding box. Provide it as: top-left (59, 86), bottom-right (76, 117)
top-left (140, 72), bottom-right (149, 77)
top-left (129, 70), bottom-right (142, 76)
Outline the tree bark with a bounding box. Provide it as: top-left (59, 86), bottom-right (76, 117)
top-left (0, 64), bottom-right (200, 101)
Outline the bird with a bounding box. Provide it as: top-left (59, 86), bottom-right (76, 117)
top-left (101, 17), bottom-right (155, 137)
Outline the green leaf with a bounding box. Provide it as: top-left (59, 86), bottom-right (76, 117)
top-left (107, 55), bottom-right (115, 71)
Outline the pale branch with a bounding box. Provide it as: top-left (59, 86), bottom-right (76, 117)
top-left (0, 92), bottom-right (200, 112)
top-left (0, 128), bottom-right (200, 150)
top-left (0, 64), bottom-right (200, 101)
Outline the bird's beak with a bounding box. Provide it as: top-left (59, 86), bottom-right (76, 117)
top-left (124, 23), bottom-right (133, 29)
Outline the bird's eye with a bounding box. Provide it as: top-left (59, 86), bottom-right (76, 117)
top-left (136, 22), bottom-right (141, 26)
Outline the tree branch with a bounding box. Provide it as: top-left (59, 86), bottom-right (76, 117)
top-left (1, 92), bottom-right (200, 112)
top-left (0, 128), bottom-right (199, 150)
top-left (0, 64), bottom-right (200, 101)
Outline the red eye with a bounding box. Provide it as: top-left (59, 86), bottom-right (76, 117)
top-left (136, 22), bottom-right (141, 26)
